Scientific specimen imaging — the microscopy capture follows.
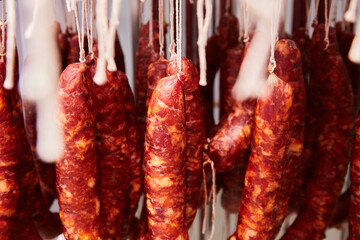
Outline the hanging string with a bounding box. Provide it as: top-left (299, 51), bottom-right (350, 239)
top-left (0, 0), bottom-right (5, 56)
top-left (169, 0), bottom-right (176, 56)
top-left (73, 1), bottom-right (85, 62)
top-left (90, 0), bottom-right (94, 54)
top-left (140, 0), bottom-right (145, 26)
top-left (105, 0), bottom-right (122, 71)
top-left (348, 16), bottom-right (360, 63)
top-left (3, 0), bottom-right (15, 89)
top-left (201, 153), bottom-right (216, 240)
top-left (159, 0), bottom-right (165, 57)
top-left (324, 0), bottom-right (334, 49)
top-left (268, 0), bottom-right (282, 74)
top-left (175, 0), bottom-right (182, 72)
top-left (344, 0), bottom-right (359, 23)
top-left (242, 0), bottom-right (249, 42)
top-left (197, 0), bottom-right (213, 86)
top-left (313, 0), bottom-right (321, 26)
top-left (84, 0), bottom-right (91, 55)
top-left (94, 0), bottom-right (107, 85)
top-left (149, 0), bottom-right (154, 48)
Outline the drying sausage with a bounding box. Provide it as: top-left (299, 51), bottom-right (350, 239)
top-left (233, 39), bottom-right (303, 240)
top-left (146, 57), bottom-right (168, 109)
top-left (86, 56), bottom-right (131, 239)
top-left (329, 189), bottom-right (350, 228)
top-left (144, 74), bottom-right (188, 240)
top-left (167, 57), bottom-right (205, 228)
top-left (135, 20), bottom-right (160, 146)
top-left (350, 111), bottom-right (360, 239)
top-left (281, 44), bottom-right (353, 240)
top-left (0, 60), bottom-right (19, 240)
top-left (56, 62), bottom-right (102, 239)
top-left (208, 98), bottom-right (256, 172)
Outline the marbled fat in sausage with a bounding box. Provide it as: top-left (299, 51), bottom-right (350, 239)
top-left (144, 75), bottom-right (188, 240)
top-left (56, 62), bottom-right (102, 239)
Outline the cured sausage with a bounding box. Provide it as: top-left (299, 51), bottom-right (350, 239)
top-left (329, 189), bottom-right (350, 228)
top-left (146, 57), bottom-right (168, 109)
top-left (220, 151), bottom-right (249, 213)
top-left (135, 20), bottom-right (160, 145)
top-left (56, 62), bottom-right (102, 239)
top-left (232, 39), bottom-right (303, 240)
top-left (208, 98), bottom-right (256, 172)
top-left (144, 74), bottom-right (188, 240)
top-left (292, 28), bottom-right (310, 83)
top-left (350, 112), bottom-right (360, 239)
top-left (167, 57), bottom-right (205, 228)
top-left (86, 56), bottom-right (131, 239)
top-left (0, 61), bottom-right (19, 240)
top-left (281, 43), bottom-right (354, 240)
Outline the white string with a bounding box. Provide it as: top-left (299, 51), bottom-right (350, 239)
top-left (80, 0), bottom-right (85, 62)
top-left (105, 0), bottom-right (122, 71)
top-left (90, 0), bottom-right (94, 54)
top-left (94, 0), bottom-right (107, 85)
top-left (140, 0), bottom-right (145, 26)
top-left (313, 0), bottom-right (321, 25)
top-left (344, 0), bottom-right (359, 23)
top-left (269, 0), bottom-right (282, 74)
top-left (0, 0), bottom-right (5, 56)
top-left (243, 0), bottom-right (249, 42)
top-left (197, 0), bottom-right (212, 86)
top-left (159, 0), bottom-right (165, 57)
top-left (176, 0), bottom-right (182, 72)
top-left (324, 0), bottom-right (334, 49)
top-left (305, 0), bottom-right (310, 33)
top-left (149, 0), bottom-right (154, 48)
top-left (169, 0), bottom-right (176, 56)
top-left (4, 0), bottom-right (15, 89)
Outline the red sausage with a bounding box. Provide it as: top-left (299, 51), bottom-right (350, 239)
top-left (56, 62), bottom-right (102, 239)
top-left (167, 57), bottom-right (205, 228)
top-left (144, 74), bottom-right (188, 240)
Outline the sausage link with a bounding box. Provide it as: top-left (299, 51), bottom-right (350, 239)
top-left (167, 57), bottom-right (205, 228)
top-left (144, 75), bottom-right (188, 240)
top-left (209, 98), bottom-right (256, 172)
top-left (281, 46), bottom-right (354, 240)
top-left (329, 189), bottom-right (350, 228)
top-left (135, 21), bottom-right (160, 145)
top-left (146, 57), bottom-right (168, 109)
top-left (233, 39), bottom-right (302, 240)
top-left (0, 61), bottom-right (19, 240)
top-left (86, 57), bottom-right (131, 239)
top-left (220, 151), bottom-right (249, 213)
top-left (350, 112), bottom-right (360, 239)
top-left (56, 63), bottom-right (102, 239)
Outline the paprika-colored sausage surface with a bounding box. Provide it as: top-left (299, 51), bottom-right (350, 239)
top-left (146, 57), bottom-right (168, 109)
top-left (350, 112), bottom-right (360, 239)
top-left (281, 46), bottom-right (354, 240)
top-left (144, 74), bottom-right (188, 240)
top-left (56, 62), bottom-right (102, 239)
top-left (233, 39), bottom-right (302, 240)
top-left (167, 57), bottom-right (205, 228)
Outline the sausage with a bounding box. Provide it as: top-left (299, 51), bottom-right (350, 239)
top-left (329, 189), bottom-right (350, 228)
top-left (135, 20), bottom-right (160, 146)
top-left (292, 28), bottom-right (310, 83)
top-left (281, 45), bottom-right (354, 240)
top-left (208, 98), bottom-right (256, 172)
top-left (350, 111), bottom-right (360, 239)
top-left (167, 57), bottom-right (205, 228)
top-left (86, 56), bottom-right (131, 239)
top-left (270, 39), bottom-right (306, 238)
top-left (217, 13), bottom-right (239, 59)
top-left (56, 62), bottom-right (102, 239)
top-left (144, 74), bottom-right (188, 240)
top-left (22, 101), bottom-right (57, 206)
top-left (232, 39), bottom-right (303, 240)
top-left (115, 34), bottom-right (126, 73)
top-left (146, 57), bottom-right (169, 109)
top-left (220, 151), bottom-right (249, 213)
top-left (200, 34), bottom-right (221, 138)
top-left (290, 23), bottom-right (338, 211)
top-left (14, 201), bottom-right (42, 240)
top-left (0, 60), bottom-right (19, 240)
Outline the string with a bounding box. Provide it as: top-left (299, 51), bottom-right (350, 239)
top-left (84, 0), bottom-right (91, 55)
top-left (169, 0), bottom-right (176, 56)
top-left (105, 0), bottom-right (122, 71)
top-left (90, 0), bottom-right (94, 54)
top-left (197, 0), bottom-right (212, 86)
top-left (140, 0), bottom-right (145, 26)
top-left (81, 0), bottom-right (85, 61)
top-left (73, 2), bottom-right (84, 62)
top-left (344, 0), bottom-right (359, 23)
top-left (324, 0), bottom-right (334, 49)
top-left (313, 0), bottom-right (321, 26)
top-left (176, 0), bottom-right (182, 72)
top-left (0, 0), bottom-right (5, 56)
top-left (149, 0), bottom-right (154, 48)
top-left (159, 0), bottom-right (165, 57)
top-left (243, 0), bottom-right (249, 42)
top-left (4, 0), bottom-right (15, 89)
top-left (305, 0), bottom-right (310, 33)
top-left (269, 0), bottom-right (282, 74)
top-left (93, 0), bottom-right (107, 85)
